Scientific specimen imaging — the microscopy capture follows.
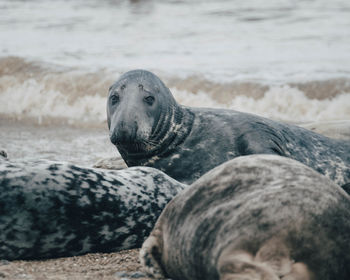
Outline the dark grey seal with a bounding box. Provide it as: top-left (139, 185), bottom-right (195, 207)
top-left (0, 158), bottom-right (185, 260)
top-left (107, 70), bottom-right (350, 186)
top-left (140, 155), bottom-right (350, 280)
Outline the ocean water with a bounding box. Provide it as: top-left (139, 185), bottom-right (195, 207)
top-left (0, 0), bottom-right (349, 164)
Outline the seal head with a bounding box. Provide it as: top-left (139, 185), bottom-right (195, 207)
top-left (107, 70), bottom-right (193, 162)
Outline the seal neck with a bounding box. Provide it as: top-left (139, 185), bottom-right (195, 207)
top-left (118, 105), bottom-right (194, 163)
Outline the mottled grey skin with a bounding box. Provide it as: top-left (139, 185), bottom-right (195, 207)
top-left (107, 70), bottom-right (350, 186)
top-left (0, 159), bottom-right (185, 260)
top-left (141, 155), bottom-right (350, 280)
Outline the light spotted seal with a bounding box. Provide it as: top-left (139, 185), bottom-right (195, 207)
top-left (0, 158), bottom-right (185, 260)
top-left (107, 70), bottom-right (350, 186)
top-left (140, 155), bottom-right (350, 280)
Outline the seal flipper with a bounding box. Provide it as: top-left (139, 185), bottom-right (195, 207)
top-left (140, 234), bottom-right (166, 279)
top-left (218, 238), bottom-right (313, 280)
top-left (217, 250), bottom-right (280, 280)
top-left (218, 250), bottom-right (312, 280)
top-left (235, 131), bottom-right (286, 156)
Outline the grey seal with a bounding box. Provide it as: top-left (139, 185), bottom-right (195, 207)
top-left (140, 155), bottom-right (350, 280)
top-left (107, 70), bottom-right (350, 186)
top-left (0, 158), bottom-right (185, 260)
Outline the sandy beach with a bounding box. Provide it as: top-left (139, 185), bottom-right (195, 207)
top-left (0, 249), bottom-right (154, 280)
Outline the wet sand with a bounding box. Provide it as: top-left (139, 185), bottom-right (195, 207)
top-left (0, 249), bottom-right (153, 280)
top-left (0, 117), bottom-right (115, 165)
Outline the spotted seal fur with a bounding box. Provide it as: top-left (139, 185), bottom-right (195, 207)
top-left (107, 70), bottom-right (350, 186)
top-left (0, 158), bottom-right (185, 260)
top-left (140, 155), bottom-right (350, 280)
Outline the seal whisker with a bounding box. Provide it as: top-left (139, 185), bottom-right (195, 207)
top-left (141, 139), bottom-right (159, 146)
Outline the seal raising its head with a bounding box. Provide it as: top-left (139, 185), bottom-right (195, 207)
top-left (107, 70), bottom-right (350, 186)
top-left (140, 155), bottom-right (350, 280)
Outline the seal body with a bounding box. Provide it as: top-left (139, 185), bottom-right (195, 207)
top-left (140, 155), bottom-right (350, 280)
top-left (107, 70), bottom-right (350, 186)
top-left (0, 159), bottom-right (185, 260)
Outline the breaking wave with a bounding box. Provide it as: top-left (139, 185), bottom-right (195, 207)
top-left (1, 57), bottom-right (349, 126)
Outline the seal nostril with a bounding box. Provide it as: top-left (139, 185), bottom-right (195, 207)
top-left (112, 121), bottom-right (131, 144)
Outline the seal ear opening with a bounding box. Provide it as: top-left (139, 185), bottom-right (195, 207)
top-left (140, 236), bottom-right (166, 279)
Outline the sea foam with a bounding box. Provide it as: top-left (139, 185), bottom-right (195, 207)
top-left (1, 57), bottom-right (349, 126)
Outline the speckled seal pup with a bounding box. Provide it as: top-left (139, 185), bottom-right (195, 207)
top-left (0, 158), bottom-right (185, 260)
top-left (107, 70), bottom-right (350, 186)
top-left (140, 155), bottom-right (350, 280)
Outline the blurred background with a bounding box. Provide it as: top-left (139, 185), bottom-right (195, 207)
top-left (0, 0), bottom-right (349, 164)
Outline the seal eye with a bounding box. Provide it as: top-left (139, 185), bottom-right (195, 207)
top-left (110, 95), bottom-right (120, 105)
top-left (121, 84), bottom-right (126, 90)
top-left (139, 84), bottom-right (144, 90)
top-left (144, 96), bottom-right (155, 105)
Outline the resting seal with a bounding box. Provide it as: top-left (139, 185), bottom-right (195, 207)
top-left (107, 70), bottom-right (350, 186)
top-left (0, 158), bottom-right (185, 260)
top-left (140, 155), bottom-right (350, 280)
